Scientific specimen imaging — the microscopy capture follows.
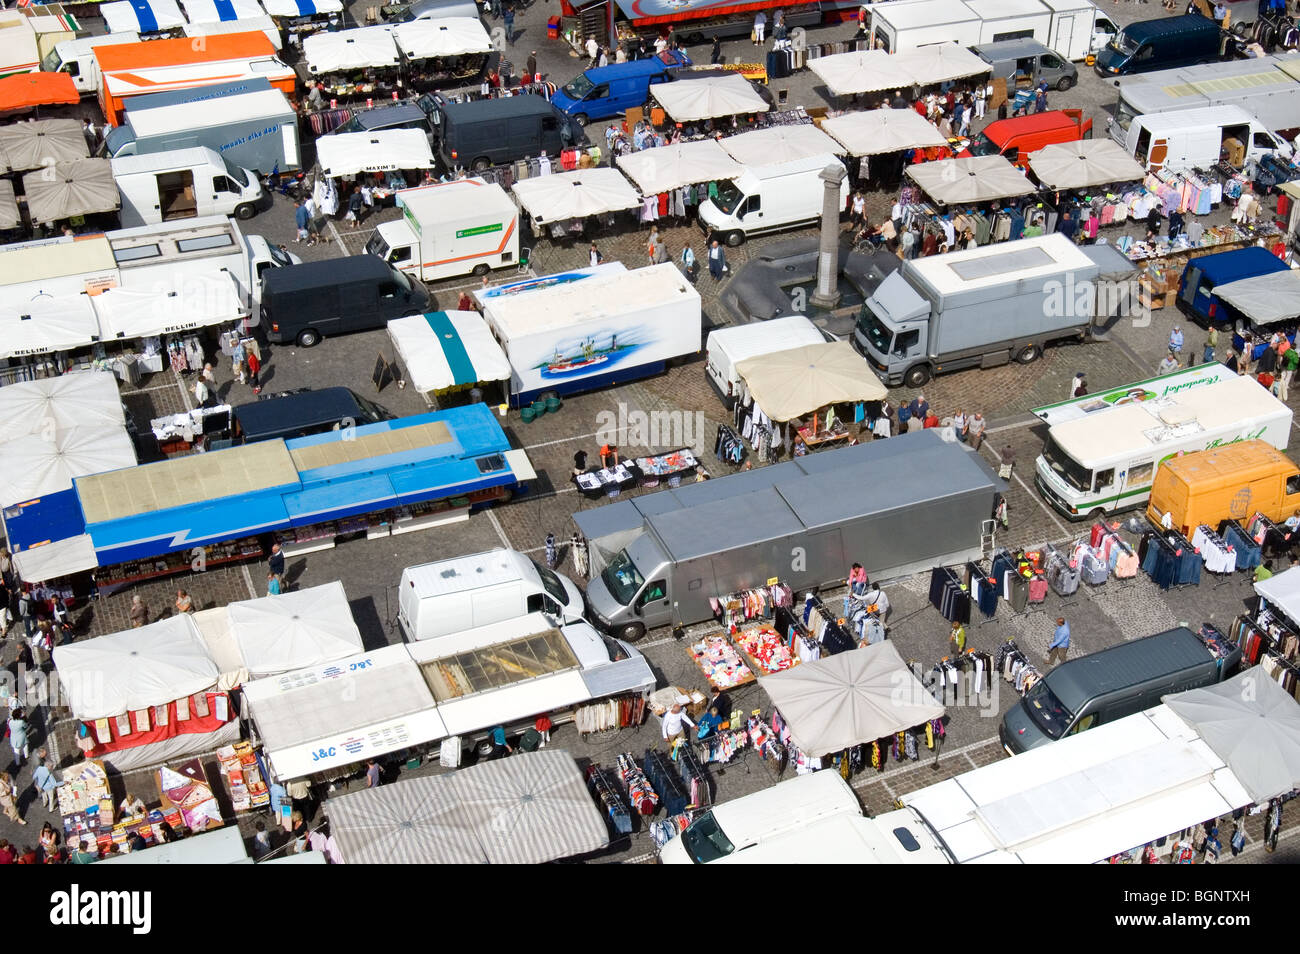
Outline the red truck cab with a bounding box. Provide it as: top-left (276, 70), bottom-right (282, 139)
top-left (964, 108), bottom-right (1093, 168)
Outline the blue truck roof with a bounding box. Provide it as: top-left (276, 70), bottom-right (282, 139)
top-left (1185, 245), bottom-right (1291, 285)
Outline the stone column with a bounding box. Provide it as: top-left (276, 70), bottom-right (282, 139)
top-left (810, 162), bottom-right (847, 311)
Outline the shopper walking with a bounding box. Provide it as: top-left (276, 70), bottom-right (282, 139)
top-left (268, 541), bottom-right (285, 586)
top-left (1169, 325), bottom-right (1184, 356)
top-left (1281, 342), bottom-right (1298, 401)
top-left (129, 594), bottom-right (148, 629)
top-left (247, 348), bottom-right (262, 394)
top-left (708, 239), bottom-right (727, 280)
top-left (1048, 617), bottom-right (1070, 666)
top-left (7, 707), bottom-right (29, 767)
top-left (949, 621), bottom-right (966, 656)
top-left (1203, 326), bottom-right (1218, 366)
top-left (545, 533), bottom-right (558, 570)
top-left (661, 703), bottom-right (695, 746)
top-left (968, 411), bottom-right (987, 451)
top-left (31, 752), bottom-right (58, 812)
top-left (753, 9), bottom-right (766, 43)
top-left (0, 773), bottom-right (25, 825)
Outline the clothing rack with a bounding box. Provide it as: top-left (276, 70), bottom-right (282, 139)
top-left (962, 561), bottom-right (1000, 620)
top-left (774, 604), bottom-right (822, 664)
top-left (616, 751), bottom-right (659, 816)
top-left (801, 593), bottom-right (855, 654)
top-left (714, 423), bottom-right (746, 466)
top-left (1043, 543), bottom-right (1080, 602)
top-left (745, 715), bottom-right (786, 776)
top-left (586, 765), bottom-right (632, 836)
top-left (928, 566), bottom-right (971, 623)
top-left (1089, 523), bottom-right (1140, 579)
top-left (1220, 519), bottom-right (1263, 570)
top-left (1068, 540), bottom-right (1110, 588)
top-left (643, 748), bottom-right (690, 816)
top-left (712, 582), bottom-right (793, 629)
top-left (993, 638), bottom-right (1043, 697)
top-left (1139, 528), bottom-right (1202, 589)
top-left (1247, 512), bottom-right (1294, 557)
top-left (1191, 524), bottom-right (1238, 582)
top-left (673, 740), bottom-right (712, 809)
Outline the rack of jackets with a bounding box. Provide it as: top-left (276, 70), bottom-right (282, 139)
top-left (1191, 525), bottom-right (1237, 575)
top-left (616, 752), bottom-right (659, 816)
top-left (1089, 523), bottom-right (1140, 578)
top-left (711, 583), bottom-right (793, 628)
top-left (714, 423), bottom-right (746, 466)
top-left (1069, 541), bottom-right (1110, 586)
top-left (928, 566), bottom-right (971, 624)
top-left (963, 562), bottom-right (1000, 618)
top-left (586, 765), bottom-right (632, 835)
top-left (642, 749), bottom-right (690, 816)
top-left (1139, 529), bottom-right (1202, 589)
top-left (991, 549), bottom-right (1029, 612)
top-left (801, 594), bottom-right (856, 654)
top-left (672, 741), bottom-right (712, 809)
top-left (994, 639), bottom-right (1043, 696)
top-left (1247, 512), bottom-right (1293, 554)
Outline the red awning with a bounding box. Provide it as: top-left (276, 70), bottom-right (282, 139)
top-left (0, 72), bottom-right (80, 113)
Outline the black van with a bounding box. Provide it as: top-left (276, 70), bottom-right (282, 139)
top-left (1000, 626), bottom-right (1240, 753)
top-left (330, 102), bottom-right (433, 136)
top-left (260, 255), bottom-right (430, 347)
top-left (425, 93), bottom-right (586, 172)
top-left (1094, 14), bottom-right (1223, 76)
top-left (233, 387), bottom-right (392, 443)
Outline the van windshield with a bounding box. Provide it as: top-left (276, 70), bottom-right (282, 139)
top-left (268, 244), bottom-right (293, 267)
top-left (601, 548), bottom-right (645, 606)
top-left (857, 307), bottom-right (893, 355)
top-left (712, 181), bottom-right (744, 215)
top-left (41, 48), bottom-right (64, 73)
top-left (222, 157), bottom-right (249, 188)
top-left (681, 811), bottom-right (736, 863)
top-left (530, 558), bottom-right (571, 608)
top-left (1041, 435), bottom-right (1093, 493)
top-left (967, 131), bottom-right (1000, 156)
top-left (1023, 678), bottom-right (1074, 740)
top-left (1114, 97), bottom-right (1141, 132)
top-left (1113, 28), bottom-right (1139, 55)
top-left (563, 72), bottom-right (595, 100)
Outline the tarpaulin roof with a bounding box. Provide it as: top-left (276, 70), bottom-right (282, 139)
top-left (260, 0), bottom-right (344, 15)
top-left (0, 180), bottom-right (16, 231)
top-left (734, 340), bottom-right (886, 422)
top-left (179, 0), bottom-right (268, 23)
top-left (11, 534), bottom-right (99, 583)
top-left (0, 71), bottom-right (79, 114)
top-left (905, 154), bottom-right (1034, 205)
top-left (1254, 565), bottom-right (1300, 624)
top-left (303, 25), bottom-right (399, 73)
top-left (718, 123), bottom-right (842, 165)
top-left (53, 614), bottom-right (219, 721)
top-left (0, 425), bottom-right (135, 508)
top-left (227, 581), bottom-right (366, 678)
top-left (315, 128), bottom-right (433, 177)
top-left (387, 310), bottom-right (511, 395)
top-left (327, 749), bottom-right (609, 864)
top-left (510, 166), bottom-right (641, 224)
top-left (759, 642), bottom-right (944, 754)
top-left (1208, 268), bottom-right (1300, 325)
top-left (190, 606), bottom-right (250, 691)
top-left (0, 371), bottom-right (124, 443)
top-left (809, 43), bottom-right (990, 96)
top-left (92, 272), bottom-right (243, 339)
top-left (894, 43), bottom-right (992, 85)
top-left (0, 294), bottom-right (102, 359)
top-left (0, 118), bottom-right (87, 174)
top-left (100, 825), bottom-right (250, 864)
top-left (21, 158), bottom-right (119, 224)
top-left (1027, 138), bottom-right (1146, 191)
top-left (617, 138), bottom-right (742, 194)
top-left (1163, 670), bottom-right (1300, 803)
top-left (393, 17), bottom-right (493, 59)
top-left (820, 109), bottom-right (949, 156)
top-left (649, 73), bottom-right (769, 122)
top-left (100, 0), bottom-right (188, 34)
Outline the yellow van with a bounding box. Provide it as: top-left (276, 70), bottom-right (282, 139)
top-left (1146, 440), bottom-right (1300, 537)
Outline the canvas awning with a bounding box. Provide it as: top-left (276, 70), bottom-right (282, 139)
top-left (393, 17), bottom-right (493, 59)
top-left (1255, 565), bottom-right (1300, 624)
top-left (0, 72), bottom-right (80, 115)
top-left (261, 0), bottom-right (343, 14)
top-left (53, 615), bottom-right (220, 721)
top-left (820, 109), bottom-right (949, 157)
top-left (11, 534), bottom-right (100, 583)
top-left (905, 154), bottom-right (1035, 205)
top-left (0, 118), bottom-right (88, 174)
top-left (734, 340), bottom-right (886, 423)
top-left (326, 749), bottom-right (609, 864)
top-left (894, 43), bottom-right (991, 85)
top-left (617, 139), bottom-right (742, 195)
top-left (190, 607), bottom-right (250, 691)
top-left (22, 159), bottom-right (119, 224)
top-left (316, 129), bottom-right (434, 177)
top-left (718, 124), bottom-right (842, 166)
top-left (759, 642), bottom-right (944, 754)
top-left (100, 0), bottom-right (187, 34)
top-left (1163, 669), bottom-right (1300, 802)
top-left (0, 295), bottom-right (102, 360)
top-left (387, 311), bottom-right (511, 394)
top-left (92, 272), bottom-right (244, 339)
top-left (0, 371), bottom-right (125, 443)
top-left (1027, 138), bottom-right (1146, 191)
top-left (179, 0), bottom-right (268, 23)
top-left (0, 426), bottom-right (136, 508)
top-left (227, 581), bottom-right (366, 678)
top-left (808, 50), bottom-right (901, 96)
top-left (1208, 269), bottom-right (1300, 325)
top-left (511, 166), bottom-right (641, 225)
top-left (0, 180), bottom-right (17, 231)
top-left (303, 25), bottom-right (400, 74)
top-left (650, 73), bottom-right (769, 122)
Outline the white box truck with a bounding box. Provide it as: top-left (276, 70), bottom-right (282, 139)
top-left (40, 31), bottom-right (140, 96)
top-left (477, 262), bottom-right (702, 406)
top-left (1121, 104), bottom-right (1292, 172)
top-left (111, 145), bottom-right (268, 227)
top-left (365, 178), bottom-right (520, 283)
top-left (868, 0), bottom-right (983, 52)
top-left (1039, 0), bottom-right (1115, 59)
top-left (698, 153), bottom-right (849, 247)
top-left (965, 0), bottom-right (1054, 46)
top-left (704, 314), bottom-right (826, 399)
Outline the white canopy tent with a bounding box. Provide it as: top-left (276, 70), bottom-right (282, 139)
top-left (511, 167), bottom-right (641, 225)
top-left (227, 581), bottom-right (366, 678)
top-left (315, 129), bottom-right (434, 178)
top-left (22, 159), bottom-right (119, 224)
top-left (808, 50), bottom-right (901, 96)
top-left (1027, 138), bottom-right (1146, 191)
top-left (734, 340), bottom-right (886, 423)
top-left (0, 426), bottom-right (136, 508)
top-left (617, 139), bottom-right (742, 195)
top-left (100, 0), bottom-right (187, 34)
top-left (759, 642), bottom-right (944, 754)
top-left (0, 119), bottom-right (88, 174)
top-left (649, 73), bottom-right (770, 122)
top-left (93, 272), bottom-right (244, 340)
top-left (0, 180), bottom-right (17, 231)
top-left (53, 615), bottom-right (220, 721)
top-left (0, 295), bottom-right (102, 360)
top-left (1208, 269), bottom-right (1300, 326)
top-left (261, 0), bottom-right (343, 14)
top-left (393, 17), bottom-right (493, 58)
top-left (821, 109), bottom-right (949, 157)
top-left (718, 124), bottom-right (843, 166)
top-left (1255, 565), bottom-right (1300, 624)
top-left (387, 311), bottom-right (511, 395)
top-left (179, 0), bottom-right (268, 24)
top-left (100, 825), bottom-right (250, 865)
top-left (0, 371), bottom-right (125, 443)
top-left (905, 154), bottom-right (1035, 205)
top-left (326, 750), bottom-right (609, 864)
top-left (190, 607), bottom-right (250, 691)
top-left (11, 534), bottom-right (100, 584)
top-left (303, 25), bottom-right (400, 74)
top-left (894, 43), bottom-right (991, 85)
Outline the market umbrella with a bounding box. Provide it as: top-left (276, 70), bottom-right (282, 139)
top-left (893, 42), bottom-right (991, 85)
top-left (0, 425), bottom-right (136, 507)
top-left (0, 179), bottom-right (18, 231)
top-left (616, 139), bottom-right (742, 196)
top-left (0, 294), bottom-right (103, 361)
top-left (327, 774), bottom-right (485, 864)
top-left (1207, 270), bottom-right (1300, 326)
top-left (733, 340), bottom-right (886, 423)
top-left (392, 17), bottom-right (493, 58)
top-left (718, 124), bottom-right (842, 166)
top-left (227, 581), bottom-right (366, 678)
top-left (510, 166), bottom-right (641, 224)
top-left (21, 158), bottom-right (119, 224)
top-left (0, 371), bottom-right (125, 443)
top-left (759, 642), bottom-right (944, 755)
top-left (386, 310), bottom-right (511, 394)
top-left (0, 72), bottom-right (79, 117)
top-left (303, 25), bottom-right (400, 74)
top-left (807, 49), bottom-right (900, 96)
top-left (1163, 669), bottom-right (1300, 802)
top-left (905, 154), bottom-right (1035, 205)
top-left (1027, 138), bottom-right (1145, 191)
top-left (0, 118), bottom-right (88, 174)
top-left (649, 73), bottom-right (770, 122)
top-left (821, 109), bottom-right (949, 157)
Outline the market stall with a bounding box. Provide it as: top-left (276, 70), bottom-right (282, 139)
top-left (100, 0), bottom-right (187, 35)
top-left (573, 463), bottom-right (638, 499)
top-left (820, 109), bottom-right (949, 157)
top-left (227, 580), bottom-right (366, 677)
top-left (0, 425), bottom-right (135, 512)
top-left (1026, 138), bottom-right (1146, 192)
top-left (0, 180), bottom-right (17, 232)
top-left (11, 534), bottom-right (99, 584)
top-left (93, 272), bottom-right (245, 340)
top-left (0, 118), bottom-right (87, 174)
top-left (0, 371), bottom-right (124, 441)
top-left (0, 72), bottom-right (79, 118)
top-left (326, 749), bottom-right (609, 864)
top-left (649, 73), bottom-right (770, 123)
top-left (688, 634), bottom-right (756, 690)
top-left (1208, 269), bottom-right (1300, 327)
top-left (99, 825), bottom-right (249, 864)
top-left (158, 758), bottom-right (224, 833)
top-left (510, 166), bottom-right (642, 232)
top-left (616, 138), bottom-right (742, 195)
top-left (905, 154), bottom-right (1036, 206)
top-left (392, 18), bottom-right (493, 89)
top-left (21, 158), bottom-right (119, 226)
top-left (632, 448), bottom-right (697, 485)
top-left (894, 43), bottom-right (991, 86)
top-left (216, 741), bottom-right (271, 813)
top-left (261, 0), bottom-right (343, 43)
top-left (807, 50), bottom-right (900, 97)
top-left (315, 129), bottom-right (434, 179)
top-left (387, 310), bottom-right (511, 402)
top-left (718, 123), bottom-right (842, 166)
top-left (0, 295), bottom-right (104, 381)
top-left (190, 607), bottom-right (251, 690)
top-left (179, 0), bottom-right (268, 25)
top-left (302, 25), bottom-right (403, 102)
top-left (56, 759), bottom-right (114, 853)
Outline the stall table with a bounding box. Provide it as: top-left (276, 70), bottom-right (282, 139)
top-left (633, 449), bottom-right (697, 484)
top-left (574, 463), bottom-right (638, 498)
top-left (216, 741), bottom-right (271, 813)
top-left (797, 422), bottom-right (851, 449)
top-left (731, 622), bottom-right (800, 676)
top-left (158, 758), bottom-right (224, 834)
top-left (688, 635), bottom-right (755, 690)
top-left (56, 759), bottom-right (114, 850)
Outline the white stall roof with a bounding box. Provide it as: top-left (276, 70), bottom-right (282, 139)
top-left (303, 25), bottom-right (399, 73)
top-left (736, 340), bottom-right (885, 422)
top-left (227, 581), bottom-right (366, 678)
top-left (616, 138), bottom-right (741, 194)
top-left (650, 73), bottom-right (770, 121)
top-left (0, 180), bottom-right (16, 231)
top-left (808, 51), bottom-right (902, 96)
top-left (22, 158), bottom-right (119, 224)
top-left (315, 129), bottom-right (433, 177)
top-left (190, 606), bottom-right (250, 690)
top-left (0, 118), bottom-right (88, 174)
top-left (180, 0), bottom-right (268, 23)
top-left (510, 166), bottom-right (641, 225)
top-left (905, 154), bottom-right (1034, 204)
top-left (821, 108), bottom-right (949, 156)
top-left (0, 371), bottom-right (124, 443)
top-left (261, 0), bottom-right (343, 14)
top-left (100, 0), bottom-right (188, 34)
top-left (0, 296), bottom-right (102, 360)
top-left (1255, 565), bottom-right (1300, 625)
top-left (99, 825), bottom-right (249, 864)
top-left (393, 17), bottom-right (493, 58)
top-left (1027, 138), bottom-right (1147, 191)
top-left (387, 310), bottom-right (510, 395)
top-left (718, 124), bottom-right (842, 166)
top-left (93, 272), bottom-right (244, 339)
top-left (11, 534), bottom-right (99, 583)
top-left (894, 42), bottom-right (991, 84)
top-left (1211, 269), bottom-right (1300, 326)
top-left (53, 615), bottom-right (220, 721)
top-left (0, 426), bottom-right (136, 508)
top-left (125, 88), bottom-right (294, 139)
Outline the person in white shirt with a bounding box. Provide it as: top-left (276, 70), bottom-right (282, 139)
top-left (753, 10), bottom-right (766, 43)
top-left (974, 83), bottom-right (987, 120)
top-left (586, 35), bottom-right (599, 65)
top-left (654, 34), bottom-right (668, 54)
top-left (661, 703), bottom-right (695, 744)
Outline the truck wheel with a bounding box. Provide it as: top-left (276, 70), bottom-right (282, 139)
top-left (234, 203), bottom-right (257, 220)
top-left (1088, 508), bottom-right (1107, 520)
top-left (296, 329), bottom-right (322, 347)
top-left (471, 157), bottom-right (491, 172)
top-left (472, 263), bottom-right (489, 276)
top-left (1056, 76), bottom-right (1074, 92)
top-left (725, 230), bottom-right (745, 248)
top-left (904, 364), bottom-right (931, 388)
top-left (616, 622), bottom-right (646, 643)
top-left (1016, 344), bottom-right (1041, 364)
top-left (1233, 20), bottom-right (1249, 36)
top-left (572, 113), bottom-right (588, 127)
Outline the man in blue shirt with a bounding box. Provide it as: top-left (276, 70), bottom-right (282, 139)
top-left (31, 751), bottom-right (59, 812)
top-left (294, 199), bottom-right (310, 243)
top-left (1048, 617), bottom-right (1070, 667)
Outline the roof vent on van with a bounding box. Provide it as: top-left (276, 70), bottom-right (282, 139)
top-left (1158, 406), bottom-right (1195, 426)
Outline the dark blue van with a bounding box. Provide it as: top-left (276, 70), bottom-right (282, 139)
top-left (1094, 14), bottom-right (1222, 76)
top-left (551, 50), bottom-right (691, 126)
top-left (1176, 246), bottom-right (1297, 357)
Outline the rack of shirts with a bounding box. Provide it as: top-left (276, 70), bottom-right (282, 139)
top-left (1261, 649), bottom-right (1300, 701)
top-left (963, 562), bottom-right (1000, 618)
top-left (672, 739), bottom-right (712, 809)
top-left (1089, 523), bottom-right (1140, 578)
top-left (1247, 512), bottom-right (1293, 555)
top-left (586, 764), bottom-right (633, 835)
top-left (745, 715), bottom-right (786, 771)
top-left (1139, 528), bottom-right (1202, 589)
top-left (801, 593), bottom-right (856, 654)
top-left (1222, 519), bottom-right (1263, 570)
top-left (990, 549), bottom-right (1029, 612)
top-left (1044, 544), bottom-right (1080, 597)
top-left (650, 812), bottom-right (693, 849)
top-left (642, 749), bottom-right (690, 816)
top-left (928, 651), bottom-right (995, 704)
top-left (711, 582), bottom-right (793, 629)
top-left (845, 602), bottom-right (887, 646)
top-left (574, 694), bottom-right (645, 735)
top-left (698, 728), bottom-right (748, 765)
top-left (993, 639), bottom-right (1043, 696)
top-left (616, 752), bottom-right (659, 816)
top-left (714, 423), bottom-right (746, 466)
top-left (774, 604), bottom-right (822, 664)
top-left (928, 566), bottom-right (971, 624)
top-left (1191, 525), bottom-right (1237, 575)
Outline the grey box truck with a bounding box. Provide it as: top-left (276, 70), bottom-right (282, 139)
top-left (853, 233), bottom-right (1136, 388)
top-left (578, 431), bottom-right (1001, 642)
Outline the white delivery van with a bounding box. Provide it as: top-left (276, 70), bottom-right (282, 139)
top-left (111, 146), bottom-right (268, 227)
top-left (397, 547), bottom-right (586, 642)
top-left (1122, 104), bottom-right (1293, 173)
top-left (403, 0), bottom-right (483, 23)
top-left (365, 179), bottom-right (519, 282)
top-left (704, 314), bottom-right (825, 398)
top-left (693, 807), bottom-right (953, 865)
top-left (41, 32), bottom-right (140, 96)
top-left (1038, 0), bottom-right (1114, 59)
top-left (699, 152), bottom-right (849, 247)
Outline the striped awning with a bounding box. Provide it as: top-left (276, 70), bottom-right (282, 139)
top-left (326, 749), bottom-right (609, 864)
top-left (387, 310), bottom-right (510, 395)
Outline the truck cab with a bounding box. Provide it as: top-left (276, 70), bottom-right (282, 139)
top-left (42, 32), bottom-right (140, 96)
top-left (585, 534), bottom-right (673, 643)
top-left (965, 108), bottom-right (1092, 166)
top-left (854, 271), bottom-right (934, 388)
top-left (552, 50), bottom-right (691, 126)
